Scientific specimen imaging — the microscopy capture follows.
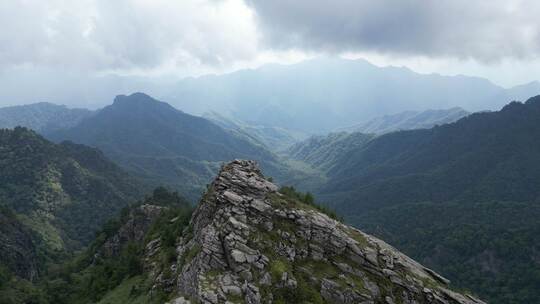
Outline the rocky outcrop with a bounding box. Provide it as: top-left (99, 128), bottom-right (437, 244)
top-left (101, 204), bottom-right (166, 257)
top-left (163, 160), bottom-right (484, 304)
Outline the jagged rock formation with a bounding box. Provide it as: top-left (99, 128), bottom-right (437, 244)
top-left (164, 160), bottom-right (484, 304)
top-left (101, 204), bottom-right (167, 258)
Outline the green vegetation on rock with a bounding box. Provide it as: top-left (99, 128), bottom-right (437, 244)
top-left (38, 187), bottom-right (193, 304)
top-left (277, 186), bottom-right (341, 220)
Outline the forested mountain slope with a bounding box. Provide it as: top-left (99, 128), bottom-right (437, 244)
top-left (203, 111), bottom-right (306, 152)
top-left (286, 132), bottom-right (374, 172)
top-left (0, 127), bottom-right (142, 250)
top-left (49, 93), bottom-right (295, 200)
top-left (310, 96), bottom-right (540, 303)
top-left (323, 95), bottom-right (540, 210)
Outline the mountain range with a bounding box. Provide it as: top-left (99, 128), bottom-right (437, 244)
top-left (47, 93), bottom-right (301, 200)
top-left (0, 102), bottom-right (93, 134)
top-left (321, 96), bottom-right (540, 209)
top-left (162, 58), bottom-right (540, 133)
top-left (336, 107), bottom-right (470, 134)
top-left (0, 90), bottom-right (539, 302)
top-left (4, 58), bottom-right (540, 136)
top-left (284, 96), bottom-right (540, 303)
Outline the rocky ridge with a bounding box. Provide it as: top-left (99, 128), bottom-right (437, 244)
top-left (158, 160), bottom-right (484, 304)
top-left (100, 204), bottom-right (167, 258)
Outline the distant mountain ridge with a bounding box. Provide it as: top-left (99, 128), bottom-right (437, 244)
top-left (289, 108), bottom-right (470, 174)
top-left (48, 93), bottom-right (297, 199)
top-left (0, 102), bottom-right (93, 134)
top-left (3, 57), bottom-right (539, 137)
top-left (337, 107), bottom-right (470, 134)
top-left (203, 111), bottom-right (307, 152)
top-left (163, 58), bottom-right (540, 133)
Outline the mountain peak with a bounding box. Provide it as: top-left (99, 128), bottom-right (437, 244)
top-left (108, 92), bottom-right (185, 116)
top-left (163, 160), bottom-right (484, 304)
top-left (112, 92), bottom-right (160, 106)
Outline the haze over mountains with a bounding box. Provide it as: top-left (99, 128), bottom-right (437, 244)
top-left (162, 58), bottom-right (540, 133)
top-left (337, 107), bottom-right (470, 134)
top-left (47, 93), bottom-right (302, 199)
top-left (4, 57), bottom-right (539, 135)
top-left (0, 103), bottom-right (93, 134)
top-left (2, 57), bottom-right (539, 138)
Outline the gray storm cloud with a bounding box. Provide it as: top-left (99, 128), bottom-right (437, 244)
top-left (245, 0), bottom-right (540, 61)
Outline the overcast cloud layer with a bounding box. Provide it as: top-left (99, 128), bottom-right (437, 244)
top-left (246, 0), bottom-right (540, 62)
top-left (1, 0), bottom-right (540, 106)
top-left (3, 0), bottom-right (540, 72)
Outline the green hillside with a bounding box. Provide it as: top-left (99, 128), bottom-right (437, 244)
top-left (0, 127), bottom-right (143, 250)
top-left (49, 93), bottom-right (300, 200)
top-left (307, 96), bottom-right (540, 303)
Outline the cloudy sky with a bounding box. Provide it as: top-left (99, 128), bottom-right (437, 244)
top-left (1, 0), bottom-right (540, 106)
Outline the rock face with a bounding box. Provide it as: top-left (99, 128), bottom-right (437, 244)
top-left (166, 160), bottom-right (484, 304)
top-left (101, 204), bottom-right (166, 257)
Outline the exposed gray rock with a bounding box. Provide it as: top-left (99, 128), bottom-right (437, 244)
top-left (165, 160), bottom-right (485, 304)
